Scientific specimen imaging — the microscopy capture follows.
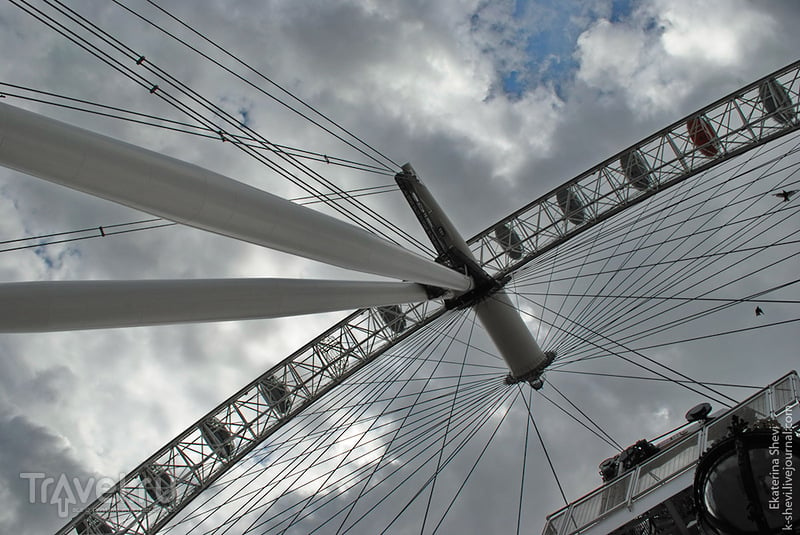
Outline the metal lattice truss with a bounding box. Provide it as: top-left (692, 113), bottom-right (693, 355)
top-left (62, 300), bottom-right (447, 534)
top-left (61, 60), bottom-right (800, 534)
top-left (469, 60), bottom-right (800, 278)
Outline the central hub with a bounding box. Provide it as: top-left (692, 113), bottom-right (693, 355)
top-left (440, 249), bottom-right (509, 310)
top-left (396, 164), bottom-right (556, 387)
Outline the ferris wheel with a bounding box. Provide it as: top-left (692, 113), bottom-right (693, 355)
top-left (1, 3), bottom-right (799, 535)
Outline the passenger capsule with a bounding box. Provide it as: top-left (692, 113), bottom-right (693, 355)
top-left (259, 375), bottom-right (292, 416)
top-left (686, 116), bottom-right (721, 157)
top-left (493, 223), bottom-right (523, 259)
top-left (556, 187), bottom-right (586, 225)
top-left (200, 417), bottom-right (234, 460)
top-left (619, 150), bottom-right (652, 191)
top-left (760, 77), bottom-right (796, 125)
top-left (377, 305), bottom-right (406, 333)
top-left (75, 514), bottom-right (114, 534)
top-left (140, 464), bottom-right (176, 507)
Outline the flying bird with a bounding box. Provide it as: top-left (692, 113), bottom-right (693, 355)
top-left (773, 189), bottom-right (797, 202)
top-left (755, 306), bottom-right (764, 316)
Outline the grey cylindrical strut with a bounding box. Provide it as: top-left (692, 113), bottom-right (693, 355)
top-left (400, 163), bottom-right (473, 256)
top-left (0, 279), bottom-right (428, 332)
top-left (474, 291), bottom-right (549, 378)
top-left (400, 164), bottom-right (549, 378)
top-left (0, 103), bottom-right (471, 292)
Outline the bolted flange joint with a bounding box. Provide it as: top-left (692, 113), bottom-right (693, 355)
top-left (504, 351), bottom-right (557, 389)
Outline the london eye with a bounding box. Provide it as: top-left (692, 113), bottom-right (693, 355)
top-left (0, 2), bottom-right (798, 534)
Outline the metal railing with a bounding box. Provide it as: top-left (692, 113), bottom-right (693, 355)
top-left (542, 370), bottom-right (799, 535)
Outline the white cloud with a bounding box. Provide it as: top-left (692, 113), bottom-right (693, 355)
top-left (656, 0), bottom-right (774, 66)
top-left (574, 0), bottom-right (789, 113)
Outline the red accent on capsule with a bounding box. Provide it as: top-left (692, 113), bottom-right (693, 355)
top-left (686, 116), bottom-right (720, 157)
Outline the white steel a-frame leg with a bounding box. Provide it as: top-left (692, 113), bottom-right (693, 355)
top-left (0, 279), bottom-right (427, 332)
top-left (0, 103), bottom-right (471, 292)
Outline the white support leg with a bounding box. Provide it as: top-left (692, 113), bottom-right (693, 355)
top-left (0, 279), bottom-right (428, 332)
top-left (0, 103), bottom-right (471, 292)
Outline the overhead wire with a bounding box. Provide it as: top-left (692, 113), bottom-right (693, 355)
top-left (543, 160), bottom-right (705, 351)
top-left (548, 276), bottom-right (800, 366)
top-left (546, 381), bottom-right (622, 450)
top-left (520, 388), bottom-right (568, 505)
top-left (532, 150), bottom-right (800, 293)
top-left (556, 233), bottom-right (800, 362)
top-left (91, 0), bottom-right (422, 251)
top-left (0, 83), bottom-right (393, 175)
top-left (270, 311), bottom-right (476, 534)
top-left (419, 311), bottom-right (477, 534)
top-left (507, 134), bottom-right (800, 363)
top-left (503, 295), bottom-right (740, 406)
top-left (511, 137), bottom-right (800, 291)
top-left (10, 0), bottom-right (431, 254)
top-left (137, 0), bottom-right (399, 171)
top-left (0, 185), bottom-right (399, 254)
top-left (516, 386), bottom-right (532, 535)
top-left (162, 310), bottom-right (520, 529)
top-left (301, 387), bottom-right (513, 534)
top-left (427, 390), bottom-right (519, 534)
top-left (514, 291), bottom-right (800, 306)
top-left (527, 146), bottom-right (762, 350)
top-left (165, 311), bottom-right (471, 533)
top-left (565, 143), bottom-right (798, 349)
top-left (535, 390), bottom-right (624, 451)
top-left (547, 370), bottom-right (761, 390)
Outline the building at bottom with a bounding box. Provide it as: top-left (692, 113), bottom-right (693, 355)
top-left (542, 371), bottom-right (799, 535)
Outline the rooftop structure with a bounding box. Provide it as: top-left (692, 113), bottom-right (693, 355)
top-left (543, 371), bottom-right (799, 535)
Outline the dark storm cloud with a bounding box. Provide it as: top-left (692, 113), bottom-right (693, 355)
top-left (0, 410), bottom-right (95, 534)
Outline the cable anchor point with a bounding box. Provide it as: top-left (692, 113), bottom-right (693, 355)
top-left (504, 351), bottom-right (556, 389)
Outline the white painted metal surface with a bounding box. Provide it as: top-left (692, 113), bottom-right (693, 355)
top-left (474, 290), bottom-right (549, 378)
top-left (400, 163), bottom-right (473, 256)
top-left (0, 103), bottom-right (471, 291)
top-left (401, 164), bottom-right (549, 377)
top-left (0, 278), bottom-right (428, 331)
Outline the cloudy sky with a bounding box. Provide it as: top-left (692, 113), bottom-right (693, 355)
top-left (0, 0), bottom-right (799, 533)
